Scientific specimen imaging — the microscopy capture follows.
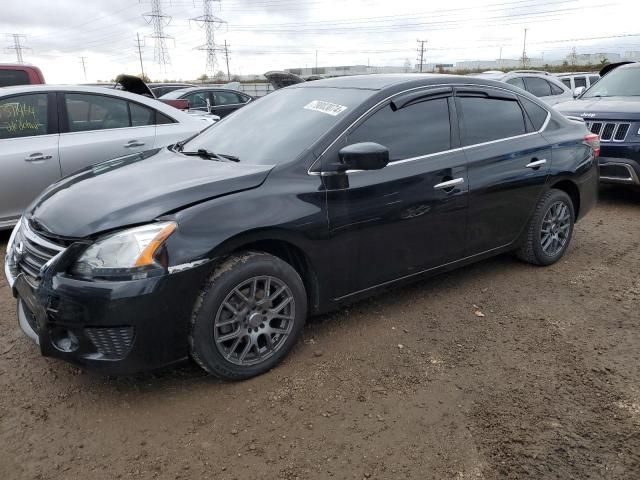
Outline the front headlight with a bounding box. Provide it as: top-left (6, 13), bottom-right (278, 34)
top-left (71, 221), bottom-right (177, 280)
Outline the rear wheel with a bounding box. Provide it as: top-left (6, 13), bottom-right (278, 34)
top-left (189, 252), bottom-right (307, 380)
top-left (516, 189), bottom-right (575, 266)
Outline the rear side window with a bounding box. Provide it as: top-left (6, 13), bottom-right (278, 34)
top-left (574, 76), bottom-right (587, 88)
top-left (561, 78), bottom-right (572, 88)
top-left (524, 77), bottom-right (552, 97)
top-left (519, 97), bottom-right (549, 131)
top-left (156, 112), bottom-right (176, 124)
top-left (0, 93), bottom-right (48, 139)
top-left (129, 102), bottom-right (154, 126)
top-left (0, 69), bottom-right (30, 87)
top-left (506, 77), bottom-right (525, 90)
top-left (347, 97), bottom-right (451, 161)
top-left (214, 91), bottom-right (244, 105)
top-left (457, 96), bottom-right (526, 145)
top-left (65, 94), bottom-right (130, 132)
top-left (549, 81), bottom-right (565, 95)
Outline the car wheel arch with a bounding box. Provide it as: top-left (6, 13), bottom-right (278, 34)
top-left (549, 179), bottom-right (580, 219)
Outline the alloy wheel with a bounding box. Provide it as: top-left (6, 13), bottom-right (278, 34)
top-left (540, 200), bottom-right (571, 257)
top-left (213, 276), bottom-right (295, 366)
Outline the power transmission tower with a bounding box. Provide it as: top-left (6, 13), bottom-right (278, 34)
top-left (142, 0), bottom-right (173, 71)
top-left (191, 0), bottom-right (226, 76)
top-left (569, 46), bottom-right (577, 66)
top-left (521, 28), bottom-right (529, 68)
top-left (135, 33), bottom-right (146, 78)
top-left (6, 34), bottom-right (29, 64)
top-left (223, 40), bottom-right (231, 81)
top-left (79, 56), bottom-right (88, 81)
top-left (416, 39), bottom-right (427, 73)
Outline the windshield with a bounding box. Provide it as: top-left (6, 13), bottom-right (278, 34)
top-left (182, 86), bottom-right (374, 165)
top-left (582, 66), bottom-right (640, 98)
top-left (159, 88), bottom-right (193, 99)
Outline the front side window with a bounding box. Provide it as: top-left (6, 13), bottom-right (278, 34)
top-left (574, 76), bottom-right (587, 89)
top-left (589, 75), bottom-right (600, 85)
top-left (347, 97), bottom-right (451, 161)
top-left (561, 78), bottom-right (572, 88)
top-left (457, 96), bottom-right (526, 146)
top-left (184, 91), bottom-right (209, 110)
top-left (65, 94), bottom-right (129, 132)
top-left (0, 93), bottom-right (48, 139)
top-left (524, 77), bottom-right (552, 97)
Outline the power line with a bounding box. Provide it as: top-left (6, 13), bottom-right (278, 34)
top-left (142, 0), bottom-right (173, 71)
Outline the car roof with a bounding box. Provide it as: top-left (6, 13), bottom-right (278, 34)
top-left (159, 86), bottom-right (248, 98)
top-left (293, 73), bottom-right (502, 90)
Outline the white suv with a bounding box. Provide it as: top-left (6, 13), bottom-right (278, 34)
top-left (556, 72), bottom-right (600, 96)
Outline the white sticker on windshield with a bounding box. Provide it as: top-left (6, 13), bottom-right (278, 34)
top-left (304, 100), bottom-right (348, 116)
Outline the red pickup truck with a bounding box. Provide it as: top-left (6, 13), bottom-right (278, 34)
top-left (0, 64), bottom-right (45, 87)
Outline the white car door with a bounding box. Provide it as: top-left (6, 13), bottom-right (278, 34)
top-left (58, 92), bottom-right (157, 176)
top-left (0, 92), bottom-right (61, 227)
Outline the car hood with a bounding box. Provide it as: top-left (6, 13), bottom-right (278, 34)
top-left (27, 148), bottom-right (273, 238)
top-left (555, 97), bottom-right (640, 121)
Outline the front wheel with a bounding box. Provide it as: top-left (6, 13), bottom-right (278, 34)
top-left (189, 252), bottom-right (307, 380)
top-left (516, 189), bottom-right (575, 266)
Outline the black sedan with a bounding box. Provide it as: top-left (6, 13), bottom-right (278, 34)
top-left (4, 74), bottom-right (599, 379)
top-left (159, 87), bottom-right (253, 118)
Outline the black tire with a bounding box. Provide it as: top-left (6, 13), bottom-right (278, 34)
top-left (516, 189), bottom-right (575, 266)
top-left (189, 251), bottom-right (307, 380)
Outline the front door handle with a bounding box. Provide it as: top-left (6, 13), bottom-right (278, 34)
top-left (124, 140), bottom-right (145, 148)
top-left (24, 153), bottom-right (53, 162)
top-left (526, 158), bottom-right (547, 169)
top-left (434, 177), bottom-right (465, 190)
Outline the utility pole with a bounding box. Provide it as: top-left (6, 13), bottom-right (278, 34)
top-left (142, 0), bottom-right (173, 71)
top-left (6, 34), bottom-right (28, 64)
top-left (499, 46), bottom-right (503, 69)
top-left (191, 0), bottom-right (225, 76)
top-left (521, 28), bottom-right (528, 68)
top-left (223, 40), bottom-right (231, 81)
top-left (416, 39), bottom-right (427, 73)
top-left (315, 50), bottom-right (318, 74)
top-left (79, 56), bottom-right (88, 81)
top-left (135, 32), bottom-right (146, 78)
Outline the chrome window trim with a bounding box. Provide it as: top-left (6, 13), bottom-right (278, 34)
top-left (309, 83), bottom-right (551, 176)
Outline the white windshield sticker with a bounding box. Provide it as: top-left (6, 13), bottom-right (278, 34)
top-left (304, 100), bottom-right (348, 116)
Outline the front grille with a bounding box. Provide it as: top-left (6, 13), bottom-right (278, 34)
top-left (586, 121), bottom-right (631, 142)
top-left (13, 221), bottom-right (65, 286)
top-left (85, 327), bottom-right (135, 360)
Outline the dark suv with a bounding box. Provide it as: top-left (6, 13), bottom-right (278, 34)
top-left (5, 74), bottom-right (599, 380)
top-left (556, 62), bottom-right (640, 186)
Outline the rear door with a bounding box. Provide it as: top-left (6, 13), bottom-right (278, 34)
top-left (455, 87), bottom-right (551, 255)
top-left (0, 92), bottom-right (60, 225)
top-left (58, 92), bottom-right (157, 176)
top-left (211, 91), bottom-right (250, 118)
top-left (324, 88), bottom-right (468, 296)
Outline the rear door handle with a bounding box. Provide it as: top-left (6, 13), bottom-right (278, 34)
top-left (124, 140), bottom-right (145, 148)
top-left (434, 177), bottom-right (465, 190)
top-left (24, 153), bottom-right (53, 162)
top-left (526, 159), bottom-right (547, 169)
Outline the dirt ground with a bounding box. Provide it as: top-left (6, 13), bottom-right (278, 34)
top-left (0, 186), bottom-right (639, 480)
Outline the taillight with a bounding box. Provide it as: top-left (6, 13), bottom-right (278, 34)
top-left (584, 133), bottom-right (600, 158)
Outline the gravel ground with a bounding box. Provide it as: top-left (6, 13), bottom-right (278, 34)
top-left (0, 186), bottom-right (639, 480)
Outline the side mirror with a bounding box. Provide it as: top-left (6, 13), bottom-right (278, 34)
top-left (573, 86), bottom-right (586, 98)
top-left (337, 142), bottom-right (389, 171)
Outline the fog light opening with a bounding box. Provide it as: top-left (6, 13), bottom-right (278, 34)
top-left (51, 329), bottom-right (80, 353)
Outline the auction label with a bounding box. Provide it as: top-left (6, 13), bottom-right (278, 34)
top-left (304, 100), bottom-right (348, 116)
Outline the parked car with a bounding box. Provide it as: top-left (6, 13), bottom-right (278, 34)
top-left (159, 87), bottom-right (253, 118)
top-left (4, 74), bottom-right (599, 379)
top-left (556, 72), bottom-right (600, 96)
top-left (148, 83), bottom-right (196, 98)
top-left (556, 61), bottom-right (640, 187)
top-left (0, 64), bottom-right (45, 87)
top-left (0, 85), bottom-right (215, 229)
top-left (472, 71), bottom-right (573, 105)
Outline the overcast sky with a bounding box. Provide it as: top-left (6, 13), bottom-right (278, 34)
top-left (1, 0), bottom-right (638, 82)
